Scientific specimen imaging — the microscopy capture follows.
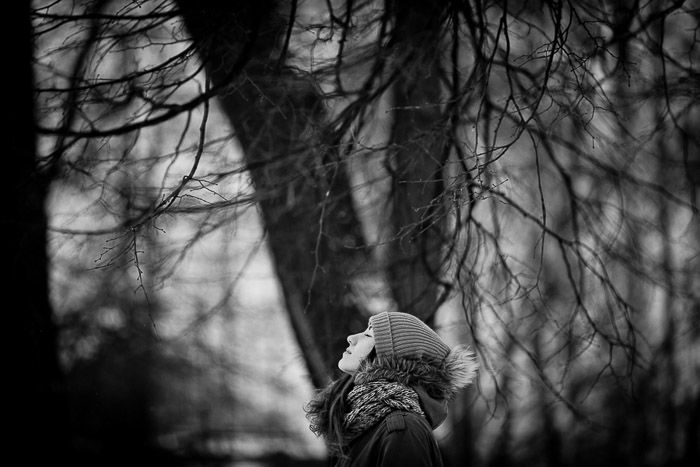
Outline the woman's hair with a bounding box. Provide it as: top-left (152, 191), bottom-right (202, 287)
top-left (305, 348), bottom-right (377, 455)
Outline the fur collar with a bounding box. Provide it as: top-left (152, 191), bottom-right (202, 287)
top-left (354, 345), bottom-right (478, 401)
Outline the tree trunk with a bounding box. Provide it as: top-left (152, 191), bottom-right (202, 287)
top-left (177, 0), bottom-right (369, 387)
top-left (385, 2), bottom-right (449, 322)
top-left (8, 1), bottom-right (67, 462)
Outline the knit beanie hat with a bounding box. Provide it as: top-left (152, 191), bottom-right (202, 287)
top-left (368, 311), bottom-right (478, 393)
top-left (369, 311), bottom-right (449, 361)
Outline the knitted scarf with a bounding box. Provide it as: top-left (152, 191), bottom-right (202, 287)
top-left (342, 379), bottom-right (425, 443)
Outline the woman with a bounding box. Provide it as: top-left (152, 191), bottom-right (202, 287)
top-left (306, 311), bottom-right (478, 466)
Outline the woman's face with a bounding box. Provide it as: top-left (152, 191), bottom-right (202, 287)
top-left (338, 325), bottom-right (375, 375)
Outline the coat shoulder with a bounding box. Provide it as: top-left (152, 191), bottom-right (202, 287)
top-left (384, 411), bottom-right (432, 434)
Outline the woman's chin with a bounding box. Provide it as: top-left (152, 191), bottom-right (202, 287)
top-left (338, 357), bottom-right (357, 375)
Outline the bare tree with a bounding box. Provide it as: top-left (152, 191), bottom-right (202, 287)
top-left (30, 0), bottom-right (699, 464)
top-left (175, 0), bottom-right (370, 387)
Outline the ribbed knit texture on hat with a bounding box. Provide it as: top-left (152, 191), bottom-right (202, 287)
top-left (369, 311), bottom-right (450, 361)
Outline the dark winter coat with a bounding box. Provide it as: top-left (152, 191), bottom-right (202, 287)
top-left (327, 350), bottom-right (477, 466)
top-left (334, 384), bottom-right (447, 467)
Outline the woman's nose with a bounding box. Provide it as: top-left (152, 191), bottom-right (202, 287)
top-left (347, 334), bottom-right (357, 345)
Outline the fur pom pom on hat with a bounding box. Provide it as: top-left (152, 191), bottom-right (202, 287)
top-left (367, 311), bottom-right (478, 395)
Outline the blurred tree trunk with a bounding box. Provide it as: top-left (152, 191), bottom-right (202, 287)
top-left (655, 131), bottom-right (679, 467)
top-left (680, 224), bottom-right (700, 465)
top-left (63, 182), bottom-right (159, 463)
top-left (535, 328), bottom-right (563, 467)
top-left (486, 345), bottom-right (515, 467)
top-left (177, 0), bottom-right (368, 387)
top-left (8, 1), bottom-right (67, 462)
top-left (385, 2), bottom-right (449, 322)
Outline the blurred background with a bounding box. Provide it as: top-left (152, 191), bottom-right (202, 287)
top-left (12, 0), bottom-right (699, 466)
